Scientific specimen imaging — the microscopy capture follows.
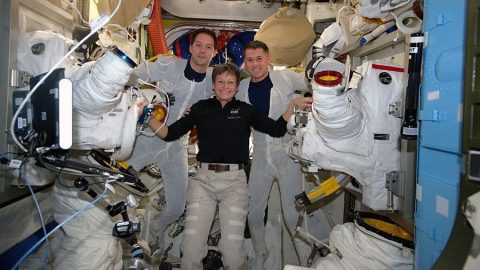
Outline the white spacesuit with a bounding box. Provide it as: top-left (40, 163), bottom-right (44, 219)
top-left (52, 177), bottom-right (124, 270)
top-left (15, 29), bottom-right (147, 269)
top-left (125, 56), bottom-right (213, 255)
top-left (292, 56), bottom-right (405, 211)
top-left (52, 46), bottom-right (141, 269)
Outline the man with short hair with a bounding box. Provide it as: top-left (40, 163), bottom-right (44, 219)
top-left (126, 28), bottom-right (217, 256)
top-left (237, 40), bottom-right (310, 268)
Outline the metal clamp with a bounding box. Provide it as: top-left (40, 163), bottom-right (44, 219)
top-left (385, 171), bottom-right (403, 197)
top-left (468, 150), bottom-right (480, 181)
top-left (389, 101), bottom-right (402, 118)
top-left (10, 69), bottom-right (31, 88)
top-left (295, 110), bottom-right (309, 127)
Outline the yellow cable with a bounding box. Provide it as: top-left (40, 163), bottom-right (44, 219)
top-left (289, 67), bottom-right (306, 72)
top-left (306, 176), bottom-right (342, 201)
top-left (116, 160), bottom-right (130, 170)
top-left (147, 53), bottom-right (177, 62)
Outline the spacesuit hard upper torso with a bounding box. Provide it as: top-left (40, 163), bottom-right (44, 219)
top-left (127, 56), bottom-right (213, 170)
top-left (238, 68), bottom-right (306, 146)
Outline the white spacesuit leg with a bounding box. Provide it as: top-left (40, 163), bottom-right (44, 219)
top-left (274, 146), bottom-right (311, 265)
top-left (249, 142), bottom-right (325, 267)
top-left (248, 146), bottom-right (275, 268)
top-left (52, 178), bottom-right (123, 270)
top-left (274, 145), bottom-right (303, 231)
top-left (149, 139), bottom-right (189, 255)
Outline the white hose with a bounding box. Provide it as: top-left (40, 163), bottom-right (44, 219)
top-left (21, 168), bottom-right (49, 268)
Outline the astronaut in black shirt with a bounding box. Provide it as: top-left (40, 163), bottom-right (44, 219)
top-left (148, 63), bottom-right (312, 270)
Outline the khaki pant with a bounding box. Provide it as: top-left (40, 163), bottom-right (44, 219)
top-left (181, 166), bottom-right (249, 270)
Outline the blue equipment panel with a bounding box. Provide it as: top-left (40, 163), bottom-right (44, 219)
top-left (415, 0), bottom-right (467, 269)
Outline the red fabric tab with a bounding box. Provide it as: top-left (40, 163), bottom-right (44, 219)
top-left (372, 64), bottom-right (405, 73)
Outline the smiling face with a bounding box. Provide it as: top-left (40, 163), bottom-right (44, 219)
top-left (244, 48), bottom-right (270, 82)
top-left (213, 71), bottom-right (238, 106)
top-left (189, 32), bottom-right (216, 72)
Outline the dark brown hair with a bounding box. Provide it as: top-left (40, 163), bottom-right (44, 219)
top-left (243, 40), bottom-right (269, 56)
top-left (190, 28), bottom-right (217, 50)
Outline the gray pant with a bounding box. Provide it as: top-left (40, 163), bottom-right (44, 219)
top-left (128, 138), bottom-right (189, 249)
top-left (181, 166), bottom-right (249, 270)
top-left (247, 144), bottom-right (303, 256)
top-left (150, 140), bottom-right (189, 239)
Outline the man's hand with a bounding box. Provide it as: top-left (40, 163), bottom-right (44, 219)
top-left (292, 97), bottom-right (313, 110)
top-left (282, 97), bottom-right (313, 121)
top-left (183, 108), bottom-right (191, 117)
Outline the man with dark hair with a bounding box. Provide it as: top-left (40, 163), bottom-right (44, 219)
top-left (126, 28), bottom-right (217, 256)
top-left (238, 40), bottom-right (317, 268)
top-left (190, 28), bottom-right (218, 52)
top-left (148, 63), bottom-right (312, 270)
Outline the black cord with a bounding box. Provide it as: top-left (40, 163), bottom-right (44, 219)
top-left (54, 152), bottom-right (69, 180)
top-left (56, 178), bottom-right (104, 189)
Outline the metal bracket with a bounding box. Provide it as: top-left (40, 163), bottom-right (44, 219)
top-left (389, 101), bottom-right (402, 118)
top-left (385, 171), bottom-right (404, 197)
top-left (468, 150), bottom-right (480, 182)
top-left (10, 69), bottom-right (32, 88)
top-left (295, 110), bottom-right (309, 127)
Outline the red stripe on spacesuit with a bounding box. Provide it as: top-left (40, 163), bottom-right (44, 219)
top-left (175, 40), bottom-right (182, 58)
top-left (372, 64), bottom-right (405, 73)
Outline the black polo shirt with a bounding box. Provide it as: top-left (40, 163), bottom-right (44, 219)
top-left (164, 97), bottom-right (287, 164)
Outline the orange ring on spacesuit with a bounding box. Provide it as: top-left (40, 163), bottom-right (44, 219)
top-left (314, 70), bottom-right (343, 87)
